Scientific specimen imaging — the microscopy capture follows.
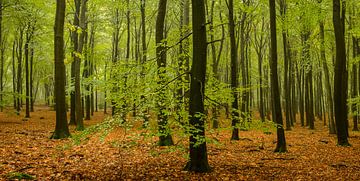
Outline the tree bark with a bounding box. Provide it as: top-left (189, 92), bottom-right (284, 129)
top-left (333, 0), bottom-right (350, 146)
top-left (228, 0), bottom-right (240, 140)
top-left (269, 0), bottom-right (286, 152)
top-left (69, 0), bottom-right (80, 125)
top-left (51, 0), bottom-right (71, 139)
top-left (156, 0), bottom-right (173, 146)
top-left (184, 0), bottom-right (210, 172)
top-left (74, 0), bottom-right (87, 130)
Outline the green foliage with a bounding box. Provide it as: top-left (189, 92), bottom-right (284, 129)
top-left (6, 172), bottom-right (35, 180)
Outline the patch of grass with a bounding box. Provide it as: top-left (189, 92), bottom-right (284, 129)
top-left (6, 172), bottom-right (35, 180)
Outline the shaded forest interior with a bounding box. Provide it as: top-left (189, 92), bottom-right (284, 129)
top-left (1, 0), bottom-right (360, 179)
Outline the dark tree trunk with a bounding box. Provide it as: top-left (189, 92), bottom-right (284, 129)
top-left (333, 0), bottom-right (350, 146)
top-left (269, 0), bottom-right (286, 152)
top-left (69, 0), bottom-right (80, 125)
top-left (156, 0), bottom-right (173, 146)
top-left (30, 43), bottom-right (34, 112)
top-left (74, 0), bottom-right (87, 130)
top-left (111, 9), bottom-right (120, 116)
top-left (25, 24), bottom-right (32, 118)
top-left (184, 0), bottom-right (210, 172)
top-left (104, 63), bottom-right (107, 114)
top-left (228, 0), bottom-right (240, 140)
top-left (280, 0), bottom-right (291, 130)
top-left (16, 28), bottom-right (24, 115)
top-left (51, 0), bottom-right (71, 139)
top-left (83, 23), bottom-right (90, 121)
top-left (12, 41), bottom-right (16, 110)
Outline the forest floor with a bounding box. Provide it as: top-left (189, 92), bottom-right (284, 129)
top-left (1, 106), bottom-right (360, 180)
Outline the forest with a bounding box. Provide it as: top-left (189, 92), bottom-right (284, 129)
top-left (0, 0), bottom-right (360, 179)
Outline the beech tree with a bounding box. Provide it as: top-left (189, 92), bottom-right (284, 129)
top-left (51, 0), bottom-right (70, 139)
top-left (333, 0), bottom-right (350, 146)
top-left (269, 0), bottom-right (286, 152)
top-left (184, 0), bottom-right (210, 172)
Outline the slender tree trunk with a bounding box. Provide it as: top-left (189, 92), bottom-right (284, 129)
top-left (156, 0), bottom-right (173, 146)
top-left (228, 0), bottom-right (240, 140)
top-left (351, 7), bottom-right (359, 131)
top-left (69, 0), bottom-right (80, 125)
top-left (184, 0), bottom-right (210, 172)
top-left (12, 41), bottom-right (16, 110)
top-left (16, 28), bottom-right (24, 115)
top-left (111, 9), bottom-right (120, 116)
top-left (319, 22), bottom-right (336, 133)
top-left (333, 0), bottom-right (350, 146)
top-left (25, 24), bottom-right (32, 118)
top-left (51, 0), bottom-right (71, 139)
top-left (74, 0), bottom-right (87, 130)
top-left (30, 44), bottom-right (34, 112)
top-left (269, 0), bottom-right (286, 152)
top-left (280, 0), bottom-right (291, 130)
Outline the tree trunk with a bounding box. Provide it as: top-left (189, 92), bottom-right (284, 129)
top-left (30, 43), bottom-right (34, 112)
top-left (319, 22), bottom-right (336, 133)
top-left (16, 28), bottom-right (24, 115)
top-left (333, 0), bottom-right (350, 146)
top-left (25, 24), bottom-right (32, 118)
top-left (74, 0), bottom-right (87, 130)
top-left (184, 0), bottom-right (210, 172)
top-left (156, 0), bottom-right (173, 146)
top-left (280, 0), bottom-right (291, 130)
top-left (351, 7), bottom-right (358, 131)
top-left (51, 0), bottom-right (71, 139)
top-left (12, 40), bottom-right (16, 110)
top-left (69, 0), bottom-right (80, 125)
top-left (269, 0), bottom-right (286, 152)
top-left (228, 0), bottom-right (240, 140)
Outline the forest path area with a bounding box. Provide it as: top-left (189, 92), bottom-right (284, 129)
top-left (1, 108), bottom-right (360, 180)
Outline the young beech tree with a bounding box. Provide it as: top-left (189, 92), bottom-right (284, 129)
top-left (228, 0), bottom-right (240, 140)
top-left (333, 0), bottom-right (350, 146)
top-left (156, 0), bottom-right (173, 146)
top-left (51, 0), bottom-right (70, 139)
top-left (184, 0), bottom-right (210, 173)
top-left (269, 0), bottom-right (286, 152)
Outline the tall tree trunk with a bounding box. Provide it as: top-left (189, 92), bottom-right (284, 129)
top-left (111, 9), bottom-right (120, 116)
top-left (280, 0), bottom-right (291, 130)
top-left (25, 23), bottom-right (32, 118)
top-left (16, 28), bottom-right (24, 115)
top-left (30, 43), bottom-right (34, 112)
top-left (74, 0), bottom-right (87, 130)
top-left (69, 0), bottom-right (80, 125)
top-left (184, 0), bottom-right (210, 172)
top-left (302, 32), bottom-right (315, 129)
top-left (156, 0), bottom-right (173, 146)
top-left (320, 21), bottom-right (336, 133)
top-left (228, 0), bottom-right (240, 140)
top-left (12, 41), bottom-right (16, 110)
top-left (51, 0), bottom-right (71, 139)
top-left (333, 0), bottom-right (350, 146)
top-left (351, 7), bottom-right (358, 131)
top-left (269, 0), bottom-right (286, 152)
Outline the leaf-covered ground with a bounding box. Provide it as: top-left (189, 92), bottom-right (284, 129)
top-left (1, 107), bottom-right (360, 180)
